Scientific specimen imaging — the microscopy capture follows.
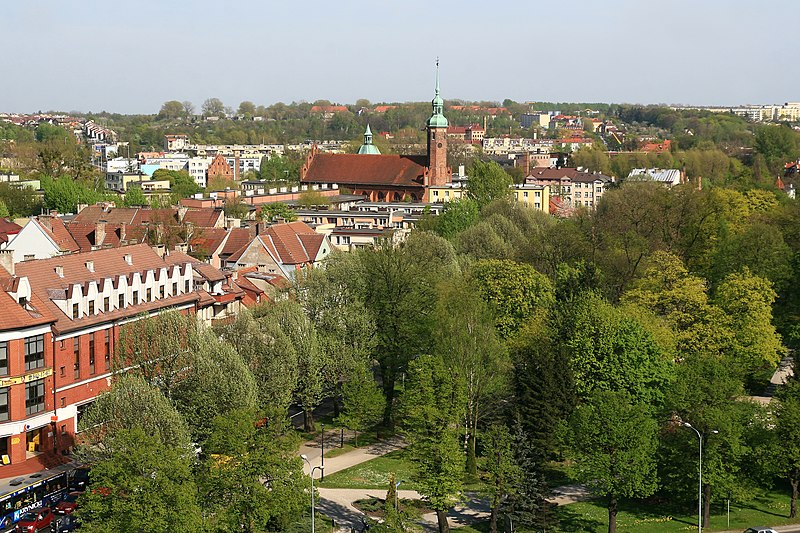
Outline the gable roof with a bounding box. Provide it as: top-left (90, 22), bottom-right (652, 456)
top-left (0, 219), bottom-right (22, 244)
top-left (38, 217), bottom-right (80, 253)
top-left (182, 208), bottom-right (224, 228)
top-left (302, 153), bottom-right (428, 188)
top-left (0, 289), bottom-right (55, 332)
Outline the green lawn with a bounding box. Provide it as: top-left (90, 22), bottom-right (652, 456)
top-left (317, 449), bottom-right (419, 490)
top-left (555, 487), bottom-right (800, 532)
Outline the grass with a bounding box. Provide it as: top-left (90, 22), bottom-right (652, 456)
top-left (554, 486), bottom-right (800, 532)
top-left (317, 448), bottom-right (419, 490)
top-left (323, 431), bottom-right (381, 459)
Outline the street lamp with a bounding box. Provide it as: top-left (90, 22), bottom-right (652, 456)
top-left (395, 480), bottom-right (403, 512)
top-left (683, 422), bottom-right (718, 532)
top-left (301, 454), bottom-right (325, 533)
top-left (321, 423), bottom-right (325, 481)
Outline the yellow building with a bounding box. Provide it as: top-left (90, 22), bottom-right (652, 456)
top-left (428, 182), bottom-right (466, 203)
top-left (512, 184), bottom-right (550, 213)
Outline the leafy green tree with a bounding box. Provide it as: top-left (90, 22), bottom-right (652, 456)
top-left (502, 424), bottom-right (552, 531)
top-left (217, 311), bottom-right (299, 416)
top-left (172, 333), bottom-right (259, 443)
top-left (259, 202), bottom-right (297, 222)
top-left (0, 200), bottom-right (9, 219)
top-left (202, 97), bottom-right (227, 118)
top-left (469, 259), bottom-right (555, 338)
top-left (78, 375), bottom-right (191, 451)
top-left (41, 176), bottom-right (107, 214)
top-left (0, 183), bottom-right (40, 217)
top-left (435, 277), bottom-right (509, 475)
top-left (400, 354), bottom-right (465, 533)
top-left (296, 190), bottom-right (331, 208)
top-left (754, 124), bottom-right (799, 171)
top-left (337, 365), bottom-right (385, 445)
top-left (114, 311), bottom-right (201, 399)
top-left (566, 293), bottom-right (673, 406)
top-left (480, 424), bottom-right (522, 533)
top-left (198, 409), bottom-right (306, 532)
top-left (122, 185), bottom-right (147, 207)
top-left (158, 100), bottom-right (187, 120)
top-left (466, 160), bottom-right (512, 208)
top-left (773, 383), bottom-right (800, 517)
top-left (77, 428), bottom-right (202, 533)
top-left (567, 391), bottom-right (659, 533)
top-left (238, 101), bottom-right (257, 117)
top-left (435, 198), bottom-right (479, 239)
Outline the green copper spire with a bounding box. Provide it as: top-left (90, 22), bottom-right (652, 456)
top-left (427, 59), bottom-right (448, 128)
top-left (358, 123), bottom-right (381, 155)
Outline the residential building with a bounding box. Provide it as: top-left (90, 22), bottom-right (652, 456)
top-left (511, 184), bottom-right (550, 213)
top-left (526, 167), bottom-right (613, 209)
top-left (446, 124), bottom-right (485, 144)
top-left (165, 134), bottom-right (190, 152)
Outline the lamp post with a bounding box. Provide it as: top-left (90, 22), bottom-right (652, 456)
top-left (395, 480), bottom-right (403, 512)
top-left (321, 423), bottom-right (325, 481)
top-left (683, 422), bottom-right (718, 532)
top-left (301, 454), bottom-right (325, 533)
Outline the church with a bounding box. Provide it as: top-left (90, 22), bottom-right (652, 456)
top-left (299, 67), bottom-right (451, 202)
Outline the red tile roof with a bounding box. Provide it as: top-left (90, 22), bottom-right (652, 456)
top-left (182, 208), bottom-right (223, 228)
top-left (302, 153), bottom-right (427, 188)
top-left (15, 244), bottom-right (198, 334)
top-left (641, 139), bottom-right (672, 153)
top-left (310, 105), bottom-right (348, 114)
top-left (39, 218), bottom-right (80, 253)
top-left (0, 219), bottom-right (21, 244)
top-left (73, 206), bottom-right (140, 225)
top-left (190, 227), bottom-right (228, 257)
top-left (220, 228), bottom-right (253, 258)
top-left (0, 289), bottom-right (55, 332)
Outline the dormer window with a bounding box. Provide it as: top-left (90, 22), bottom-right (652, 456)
top-left (88, 301), bottom-right (95, 315)
top-left (72, 303), bottom-right (80, 319)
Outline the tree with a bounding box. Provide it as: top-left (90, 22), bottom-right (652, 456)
top-left (773, 383), bottom-right (800, 517)
top-left (41, 176), bottom-right (107, 214)
top-left (502, 424), bottom-right (552, 531)
top-left (114, 311), bottom-right (202, 399)
top-left (78, 375), bottom-right (191, 451)
top-left (466, 160), bottom-right (512, 208)
top-left (158, 100), bottom-right (186, 120)
top-left (435, 277), bottom-right (509, 476)
top-left (400, 354), bottom-right (465, 533)
top-left (296, 190), bottom-right (331, 208)
top-left (566, 293), bottom-right (674, 406)
top-left (567, 391), bottom-right (659, 533)
top-left (202, 97), bottom-right (226, 118)
top-left (122, 185), bottom-right (147, 207)
top-left (171, 332), bottom-right (259, 443)
top-left (182, 100), bottom-right (195, 116)
top-left (435, 198), bottom-right (479, 239)
top-left (259, 202), bottom-right (297, 222)
top-left (77, 428), bottom-right (202, 533)
top-left (0, 200), bottom-right (9, 219)
top-left (337, 365), bottom-right (385, 445)
top-left (238, 101), bottom-right (257, 117)
top-left (480, 424), bottom-right (522, 533)
top-left (469, 259), bottom-right (555, 338)
top-left (198, 409), bottom-right (306, 532)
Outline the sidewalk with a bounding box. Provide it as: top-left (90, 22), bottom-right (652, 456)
top-left (299, 429), bottom-right (405, 477)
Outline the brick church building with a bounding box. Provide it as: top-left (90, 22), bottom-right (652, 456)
top-left (300, 66), bottom-right (452, 202)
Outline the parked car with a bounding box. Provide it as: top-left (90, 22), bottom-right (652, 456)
top-left (54, 492), bottom-right (81, 515)
top-left (55, 514), bottom-right (80, 532)
top-left (744, 528), bottom-right (778, 533)
top-left (14, 507), bottom-right (54, 532)
top-left (68, 468), bottom-right (90, 493)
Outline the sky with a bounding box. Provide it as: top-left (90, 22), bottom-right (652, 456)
top-left (1, 0), bottom-right (796, 114)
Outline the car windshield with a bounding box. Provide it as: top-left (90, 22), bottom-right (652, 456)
top-left (19, 511), bottom-right (38, 521)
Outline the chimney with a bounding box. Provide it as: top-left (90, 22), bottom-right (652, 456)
top-left (0, 250), bottom-right (13, 276)
top-left (234, 154), bottom-right (240, 181)
top-left (123, 254), bottom-right (132, 265)
top-left (55, 265), bottom-right (64, 278)
top-left (85, 260), bottom-right (94, 273)
top-left (95, 220), bottom-right (107, 247)
top-left (153, 244), bottom-right (167, 258)
top-left (174, 243), bottom-right (188, 253)
top-left (38, 213), bottom-right (52, 232)
top-left (119, 222), bottom-right (127, 243)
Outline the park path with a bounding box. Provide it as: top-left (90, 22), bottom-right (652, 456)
top-left (299, 429), bottom-right (405, 477)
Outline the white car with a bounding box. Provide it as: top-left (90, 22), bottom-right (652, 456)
top-left (743, 528), bottom-right (778, 533)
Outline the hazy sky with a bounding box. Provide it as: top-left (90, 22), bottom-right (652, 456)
top-left (1, 0), bottom-right (796, 114)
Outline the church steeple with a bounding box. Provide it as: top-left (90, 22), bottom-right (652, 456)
top-left (358, 123), bottom-right (381, 155)
top-left (427, 60), bottom-right (448, 128)
top-left (426, 59), bottom-right (450, 189)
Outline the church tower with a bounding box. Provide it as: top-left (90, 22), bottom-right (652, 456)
top-left (358, 124), bottom-right (381, 155)
top-left (427, 62), bottom-right (450, 186)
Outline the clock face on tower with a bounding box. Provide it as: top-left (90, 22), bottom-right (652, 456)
top-left (437, 143), bottom-right (443, 148)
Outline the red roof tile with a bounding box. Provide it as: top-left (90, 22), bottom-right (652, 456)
top-left (182, 208), bottom-right (223, 228)
top-left (39, 218), bottom-right (80, 253)
top-left (302, 153), bottom-right (427, 188)
top-left (0, 219), bottom-right (21, 244)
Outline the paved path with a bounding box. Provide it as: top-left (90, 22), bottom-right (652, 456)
top-left (548, 484), bottom-right (592, 505)
top-left (299, 430), bottom-right (405, 477)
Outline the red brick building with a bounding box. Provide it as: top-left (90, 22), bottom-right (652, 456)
top-left (0, 244), bottom-right (219, 472)
top-left (301, 67), bottom-right (451, 202)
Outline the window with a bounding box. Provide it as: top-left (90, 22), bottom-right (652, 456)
top-left (24, 335), bottom-right (45, 371)
top-left (0, 342), bottom-right (6, 376)
top-left (0, 388), bottom-right (8, 421)
top-left (88, 301), bottom-right (95, 315)
top-left (103, 297), bottom-right (110, 312)
top-left (172, 282), bottom-right (178, 294)
top-left (25, 380), bottom-right (45, 415)
top-left (185, 281), bottom-right (190, 293)
top-left (159, 286), bottom-right (164, 299)
top-left (72, 303), bottom-right (79, 319)
top-left (59, 366), bottom-right (65, 377)
top-left (132, 290), bottom-right (138, 303)
top-left (73, 338), bottom-right (80, 379)
top-left (104, 330), bottom-right (111, 370)
top-left (89, 335), bottom-right (95, 375)
top-left (24, 254), bottom-right (35, 261)
top-left (60, 397), bottom-right (65, 408)
top-left (146, 288), bottom-right (152, 301)
top-left (118, 293), bottom-right (125, 309)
